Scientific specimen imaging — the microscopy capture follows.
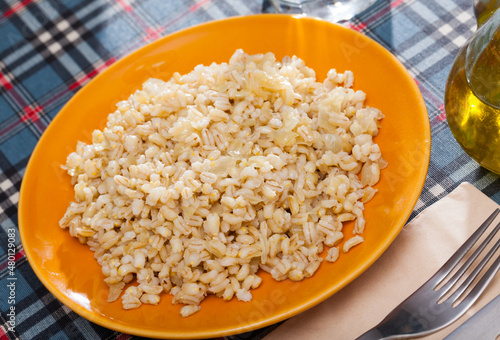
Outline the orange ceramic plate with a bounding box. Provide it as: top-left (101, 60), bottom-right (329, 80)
top-left (19, 14), bottom-right (430, 339)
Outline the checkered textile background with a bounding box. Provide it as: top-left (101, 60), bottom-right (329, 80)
top-left (1, 0), bottom-right (499, 339)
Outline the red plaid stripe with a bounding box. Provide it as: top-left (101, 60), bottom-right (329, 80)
top-left (437, 104), bottom-right (446, 121)
top-left (20, 105), bottom-right (43, 123)
top-left (143, 27), bottom-right (164, 42)
top-left (0, 72), bottom-right (13, 91)
top-left (68, 57), bottom-right (117, 91)
top-left (162, 0), bottom-right (212, 30)
top-left (349, 22), bottom-right (367, 32)
top-left (391, 0), bottom-right (406, 8)
top-left (190, 0), bottom-right (211, 12)
top-left (116, 0), bottom-right (133, 13)
top-left (0, 328), bottom-right (9, 340)
top-left (350, 0), bottom-right (406, 30)
top-left (2, 0), bottom-right (35, 19)
top-left (0, 249), bottom-right (25, 272)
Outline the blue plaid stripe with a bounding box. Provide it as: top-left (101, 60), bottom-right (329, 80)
top-left (1, 0), bottom-right (500, 339)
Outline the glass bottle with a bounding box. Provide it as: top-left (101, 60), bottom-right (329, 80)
top-left (270, 0), bottom-right (378, 22)
top-left (444, 2), bottom-right (500, 173)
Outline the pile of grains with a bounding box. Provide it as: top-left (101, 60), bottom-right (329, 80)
top-left (59, 49), bottom-right (387, 317)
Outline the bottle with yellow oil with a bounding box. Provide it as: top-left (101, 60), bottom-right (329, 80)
top-left (445, 1), bottom-right (500, 173)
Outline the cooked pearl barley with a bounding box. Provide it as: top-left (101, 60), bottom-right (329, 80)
top-left (326, 247), bottom-right (340, 262)
top-left (60, 50), bottom-right (386, 317)
top-left (343, 235), bottom-right (365, 253)
top-left (180, 305), bottom-right (201, 317)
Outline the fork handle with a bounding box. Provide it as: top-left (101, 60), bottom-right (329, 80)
top-left (356, 328), bottom-right (385, 340)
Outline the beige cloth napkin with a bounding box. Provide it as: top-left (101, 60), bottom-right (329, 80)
top-left (265, 182), bottom-right (500, 340)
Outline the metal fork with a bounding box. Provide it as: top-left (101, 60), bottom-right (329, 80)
top-left (357, 208), bottom-right (500, 339)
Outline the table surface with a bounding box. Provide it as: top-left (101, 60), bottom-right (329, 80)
top-left (1, 0), bottom-right (499, 339)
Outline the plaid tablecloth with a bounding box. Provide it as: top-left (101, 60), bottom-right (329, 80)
top-left (1, 0), bottom-right (499, 339)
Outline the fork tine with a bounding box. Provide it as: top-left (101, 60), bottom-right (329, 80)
top-left (456, 254), bottom-right (500, 309)
top-left (430, 208), bottom-right (500, 288)
top-left (449, 237), bottom-right (500, 304)
top-left (438, 220), bottom-right (500, 297)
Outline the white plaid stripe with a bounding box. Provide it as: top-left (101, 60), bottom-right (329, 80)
top-left (0, 178), bottom-right (13, 192)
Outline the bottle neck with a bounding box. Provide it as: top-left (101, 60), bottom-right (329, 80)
top-left (474, 0), bottom-right (500, 26)
top-left (465, 7), bottom-right (500, 108)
